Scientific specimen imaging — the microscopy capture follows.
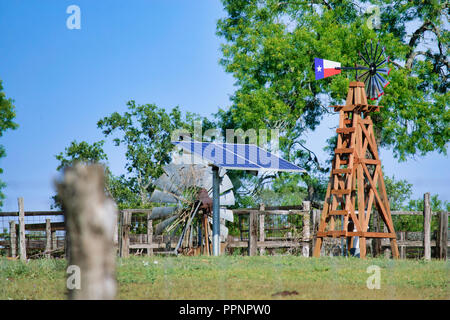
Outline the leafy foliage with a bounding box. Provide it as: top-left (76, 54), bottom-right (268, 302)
top-left (0, 80), bottom-right (19, 207)
top-left (55, 140), bottom-right (108, 171)
top-left (215, 0), bottom-right (449, 204)
top-left (55, 101), bottom-right (213, 209)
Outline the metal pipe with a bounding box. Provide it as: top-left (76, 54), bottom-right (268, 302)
top-left (212, 166), bottom-right (220, 256)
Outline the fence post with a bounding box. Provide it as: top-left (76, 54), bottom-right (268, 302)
top-left (119, 210), bottom-right (131, 258)
top-left (383, 224), bottom-right (391, 258)
top-left (302, 201), bottom-right (311, 257)
top-left (259, 204), bottom-right (265, 256)
top-left (248, 211), bottom-right (258, 256)
top-left (52, 230), bottom-right (57, 250)
top-left (399, 231), bottom-right (406, 259)
top-left (56, 163), bottom-right (117, 299)
top-left (437, 212), bottom-right (448, 260)
top-left (312, 209), bottom-right (320, 254)
top-left (423, 192), bottom-right (431, 261)
top-left (147, 213), bottom-right (153, 256)
top-left (45, 219), bottom-right (51, 258)
top-left (9, 220), bottom-right (16, 258)
top-left (18, 197), bottom-right (27, 261)
top-left (373, 212), bottom-right (381, 257)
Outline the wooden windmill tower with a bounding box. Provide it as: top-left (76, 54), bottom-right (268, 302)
top-left (313, 42), bottom-right (399, 259)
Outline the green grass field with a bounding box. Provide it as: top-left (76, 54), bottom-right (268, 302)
top-left (0, 256), bottom-right (448, 300)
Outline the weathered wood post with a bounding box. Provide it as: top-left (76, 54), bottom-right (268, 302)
top-left (248, 211), bottom-right (258, 256)
top-left (399, 231), bottom-right (406, 259)
top-left (302, 201), bottom-right (311, 257)
top-left (423, 192), bottom-right (431, 261)
top-left (119, 210), bottom-right (132, 258)
top-left (312, 209), bottom-right (320, 252)
top-left (437, 211), bottom-right (448, 260)
top-left (9, 220), bottom-right (16, 258)
top-left (52, 230), bottom-right (57, 251)
top-left (383, 224), bottom-right (391, 258)
top-left (18, 197), bottom-right (26, 261)
top-left (56, 163), bottom-right (117, 300)
top-left (147, 213), bottom-right (153, 256)
top-left (45, 219), bottom-right (51, 258)
top-left (372, 212), bottom-right (381, 257)
top-left (259, 204), bottom-right (265, 256)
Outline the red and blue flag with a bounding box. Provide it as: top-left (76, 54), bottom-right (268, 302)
top-left (314, 58), bottom-right (341, 80)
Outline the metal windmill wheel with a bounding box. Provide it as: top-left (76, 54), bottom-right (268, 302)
top-left (356, 41), bottom-right (391, 100)
top-left (149, 158), bottom-right (235, 254)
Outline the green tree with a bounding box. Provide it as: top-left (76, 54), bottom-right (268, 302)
top-left (215, 0), bottom-right (449, 203)
top-left (383, 174), bottom-right (413, 211)
top-left (55, 140), bottom-right (108, 171)
top-left (52, 140), bottom-right (112, 208)
top-left (97, 101), bottom-right (189, 206)
top-left (0, 80), bottom-right (19, 208)
top-left (393, 194), bottom-right (448, 232)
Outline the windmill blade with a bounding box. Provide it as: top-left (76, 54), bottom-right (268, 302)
top-left (375, 72), bottom-right (390, 88)
top-left (154, 173), bottom-right (182, 196)
top-left (373, 41), bottom-right (379, 64)
top-left (219, 190), bottom-right (235, 206)
top-left (365, 75), bottom-right (373, 99)
top-left (207, 189), bottom-right (235, 206)
top-left (357, 69), bottom-right (370, 82)
top-left (359, 51), bottom-right (371, 66)
top-left (150, 189), bottom-right (178, 203)
top-left (372, 76), bottom-right (378, 99)
top-left (374, 46), bottom-right (385, 65)
top-left (370, 40), bottom-right (374, 62)
top-left (220, 174), bottom-right (234, 193)
top-left (220, 208), bottom-right (234, 222)
top-left (155, 215), bottom-right (178, 235)
top-left (149, 206), bottom-right (178, 220)
top-left (373, 76), bottom-right (384, 97)
top-left (377, 67), bottom-right (391, 76)
top-left (370, 76), bottom-right (377, 100)
top-left (376, 56), bottom-right (389, 68)
top-left (220, 223), bottom-right (228, 241)
top-left (207, 217), bottom-right (229, 241)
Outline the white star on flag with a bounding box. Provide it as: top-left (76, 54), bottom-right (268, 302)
top-left (317, 66), bottom-right (322, 72)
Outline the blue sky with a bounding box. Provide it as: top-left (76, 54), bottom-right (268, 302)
top-left (0, 0), bottom-right (448, 212)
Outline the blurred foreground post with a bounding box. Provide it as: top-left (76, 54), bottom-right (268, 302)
top-left (57, 163), bottom-right (117, 300)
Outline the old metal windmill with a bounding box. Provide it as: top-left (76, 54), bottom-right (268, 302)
top-left (149, 158), bottom-right (235, 256)
top-left (313, 41), bottom-right (399, 259)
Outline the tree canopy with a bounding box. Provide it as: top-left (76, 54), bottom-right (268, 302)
top-left (216, 0), bottom-right (449, 162)
top-left (0, 80), bottom-right (18, 208)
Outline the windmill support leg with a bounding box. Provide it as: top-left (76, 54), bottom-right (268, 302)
top-left (212, 166), bottom-right (220, 256)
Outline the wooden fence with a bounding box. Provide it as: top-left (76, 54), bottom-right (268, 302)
top-left (1, 194), bottom-right (448, 259)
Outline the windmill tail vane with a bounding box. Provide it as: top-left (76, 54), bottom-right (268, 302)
top-left (314, 41), bottom-right (391, 100)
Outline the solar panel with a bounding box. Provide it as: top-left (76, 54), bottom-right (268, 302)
top-left (172, 141), bottom-right (305, 173)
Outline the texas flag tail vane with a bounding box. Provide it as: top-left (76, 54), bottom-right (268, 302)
top-left (314, 41), bottom-right (391, 100)
top-left (314, 58), bottom-right (341, 79)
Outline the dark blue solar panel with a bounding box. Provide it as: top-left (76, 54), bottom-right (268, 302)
top-left (173, 141), bottom-right (304, 172)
